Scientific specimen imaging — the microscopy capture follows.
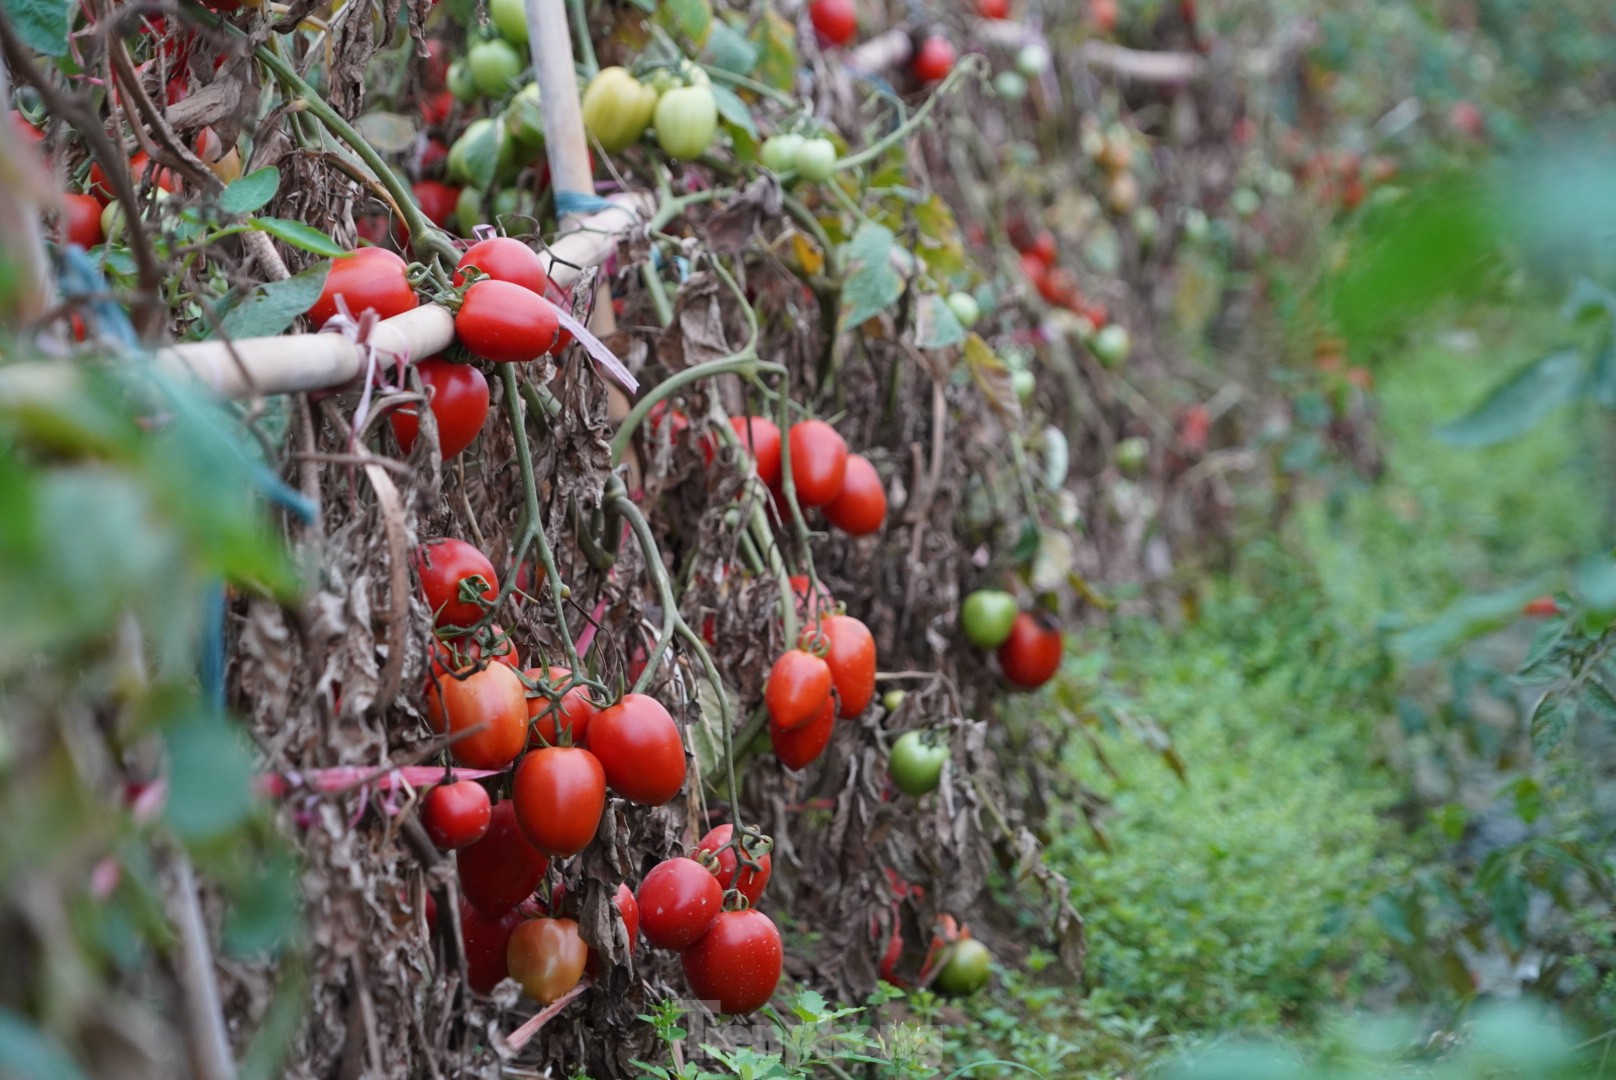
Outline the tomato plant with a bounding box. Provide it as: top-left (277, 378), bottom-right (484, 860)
top-left (680, 909), bottom-right (783, 1015)
top-left (507, 917), bottom-right (589, 1004)
top-left (390, 357), bottom-right (490, 460)
top-left (426, 662), bottom-right (529, 769)
top-left (996, 612), bottom-right (1063, 690)
top-left (456, 279), bottom-right (561, 363)
top-left (454, 236), bottom-right (551, 295)
top-left (422, 779), bottom-right (492, 849)
top-left (694, 824), bottom-right (772, 904)
top-left (810, 614), bottom-right (876, 718)
top-left (458, 801), bottom-right (550, 918)
top-left (587, 694), bottom-right (686, 805)
top-left (764, 648), bottom-right (833, 729)
top-left (308, 248), bottom-right (418, 328)
top-left (636, 857), bottom-right (723, 949)
top-left (512, 746), bottom-right (606, 856)
top-left (524, 666), bottom-right (596, 746)
top-left (786, 419), bottom-right (849, 507)
top-left (822, 453), bottom-right (886, 535)
top-left (414, 538), bottom-right (499, 629)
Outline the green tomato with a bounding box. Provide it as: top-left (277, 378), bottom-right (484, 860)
top-left (881, 689), bottom-right (906, 713)
top-left (934, 938), bottom-right (992, 995)
top-left (1182, 207), bottom-right (1210, 243)
top-left (889, 731), bottom-right (948, 797)
top-left (1230, 187), bottom-right (1261, 217)
top-left (504, 82), bottom-right (545, 151)
top-left (581, 66), bottom-right (659, 153)
top-left (653, 84), bottom-right (718, 161)
top-left (961, 590), bottom-right (1018, 649)
top-left (1011, 369), bottom-right (1036, 402)
top-left (454, 186), bottom-right (485, 237)
top-left (1090, 323), bottom-right (1131, 367)
top-left (993, 70), bottom-right (1028, 100)
top-left (489, 0), bottom-right (529, 47)
top-left (1115, 436), bottom-right (1149, 473)
top-left (1132, 205), bottom-right (1160, 245)
top-left (467, 38), bottom-right (523, 99)
top-left (793, 137), bottom-right (837, 182)
top-left (643, 67), bottom-right (682, 97)
top-left (760, 133), bottom-right (804, 173)
top-left (1015, 43), bottom-right (1050, 78)
top-left (447, 58), bottom-right (478, 103)
top-left (945, 291), bottom-right (980, 329)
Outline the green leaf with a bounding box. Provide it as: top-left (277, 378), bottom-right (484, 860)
top-left (915, 293), bottom-right (965, 350)
top-left (458, 120), bottom-right (502, 191)
top-left (748, 10), bottom-right (797, 91)
top-left (1575, 553), bottom-right (1616, 616)
top-left (1488, 871), bottom-right (1529, 953)
top-left (655, 0), bottom-right (711, 47)
top-left (1369, 893), bottom-right (1415, 945)
top-left (353, 111), bottom-right (419, 154)
top-left (705, 21), bottom-right (758, 74)
top-left (219, 168), bottom-right (280, 216)
top-left (964, 334), bottom-right (1022, 426)
top-left (1390, 580), bottom-right (1546, 662)
top-left (216, 264), bottom-right (329, 340)
top-left (709, 84), bottom-right (757, 140)
top-left (1530, 691), bottom-right (1574, 756)
top-left (250, 217), bottom-right (345, 257)
top-left (223, 847), bottom-right (299, 955)
top-left (1583, 678), bottom-right (1616, 725)
top-left (1589, 342), bottom-right (1616, 409)
top-left (0, 1008), bottom-right (92, 1080)
top-left (1562, 277), bottom-right (1616, 326)
top-left (164, 709), bottom-right (258, 844)
top-left (6, 0), bottom-right (70, 57)
top-left (1434, 349), bottom-right (1585, 448)
top-left (1511, 776), bottom-right (1543, 824)
top-left (840, 222), bottom-right (902, 330)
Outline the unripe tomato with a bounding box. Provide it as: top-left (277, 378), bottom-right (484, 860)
top-left (759, 133), bottom-right (803, 173)
top-left (454, 236), bottom-right (550, 295)
top-left (809, 0), bottom-right (857, 46)
top-left (1090, 323), bottom-right (1132, 366)
top-left (996, 612), bottom-right (1062, 690)
top-left (960, 590), bottom-right (1018, 648)
top-left (581, 67), bottom-right (658, 152)
top-left (461, 900), bottom-right (522, 993)
top-left (729, 416), bottom-right (783, 487)
top-left (637, 857), bottom-right (723, 949)
top-left (489, 0), bottom-right (529, 46)
top-left (467, 38), bottom-right (523, 98)
top-left (588, 694), bottom-right (686, 805)
top-left (809, 614), bottom-right (876, 718)
top-left (458, 800), bottom-right (550, 918)
top-left (792, 137), bottom-right (838, 182)
top-left (309, 247), bottom-right (417, 327)
top-left (525, 666), bottom-right (597, 746)
top-left (946, 291), bottom-right (980, 328)
top-left (934, 937), bottom-right (992, 994)
top-left (822, 454), bottom-right (886, 536)
top-left (653, 84), bottom-right (719, 161)
top-left (889, 731), bottom-right (947, 796)
top-left (414, 538), bottom-right (498, 628)
top-left (765, 649), bottom-right (833, 730)
top-left (62, 192), bottom-right (105, 248)
top-left (512, 746), bottom-right (606, 856)
top-left (427, 663), bottom-right (529, 769)
top-left (447, 59), bottom-right (479, 103)
top-left (391, 357), bottom-right (489, 460)
top-left (456, 279), bottom-right (561, 363)
top-left (413, 179), bottom-right (461, 228)
top-left (507, 917), bottom-right (588, 1004)
top-left (694, 824), bottom-right (772, 904)
top-left (771, 695), bottom-right (835, 770)
top-left (681, 909), bottom-right (782, 1015)
top-left (422, 779), bottom-right (492, 849)
top-left (786, 419), bottom-right (848, 507)
top-left (912, 36), bottom-right (956, 82)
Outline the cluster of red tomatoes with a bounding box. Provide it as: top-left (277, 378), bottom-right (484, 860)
top-left (765, 598), bottom-right (876, 770)
top-left (806, 0), bottom-right (960, 83)
top-left (1009, 223), bottom-right (1108, 330)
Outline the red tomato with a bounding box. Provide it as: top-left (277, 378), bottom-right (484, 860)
top-left (822, 454), bottom-right (886, 535)
top-left (512, 746), bottom-right (606, 857)
top-left (461, 899), bottom-right (523, 993)
top-left (1026, 230), bottom-right (1057, 267)
top-left (62, 193), bottom-right (105, 248)
top-left (764, 649), bottom-right (833, 730)
top-left (789, 575), bottom-right (837, 622)
top-left (1038, 267), bottom-right (1081, 308)
top-left (507, 917), bottom-right (589, 1004)
top-left (422, 39), bottom-right (451, 91)
top-left (420, 137), bottom-right (449, 173)
top-left (694, 824), bottom-right (772, 904)
top-left (426, 663), bottom-right (529, 769)
top-left (649, 401), bottom-right (691, 444)
top-left (456, 279), bottom-right (561, 363)
top-left (729, 416), bottom-right (783, 487)
top-left (1089, 0), bottom-right (1118, 32)
top-left (808, 0), bottom-right (857, 45)
top-left (911, 36), bottom-right (956, 82)
top-left (422, 779), bottom-right (492, 849)
top-left (420, 89), bottom-right (456, 126)
top-left (428, 624), bottom-right (520, 679)
top-left (808, 614), bottom-right (875, 718)
top-left (413, 179), bottom-right (461, 228)
top-left (612, 881), bottom-right (640, 954)
top-left (308, 248), bottom-right (417, 327)
top-left (1523, 596), bottom-right (1560, 618)
top-left (414, 538), bottom-right (499, 628)
top-left (636, 857), bottom-right (723, 950)
top-left (977, 0), bottom-right (1010, 17)
top-left (786, 420), bottom-right (848, 507)
top-left (458, 801), bottom-right (550, 918)
top-left (454, 236), bottom-right (551, 295)
top-left (12, 111), bottom-right (42, 145)
top-left (588, 694), bottom-right (686, 805)
top-left (996, 612), bottom-right (1063, 690)
top-left (391, 357), bottom-right (489, 459)
top-left (681, 909), bottom-right (783, 1015)
top-left (89, 152), bottom-right (177, 206)
top-left (525, 666), bottom-right (597, 747)
top-left (771, 695), bottom-right (835, 770)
